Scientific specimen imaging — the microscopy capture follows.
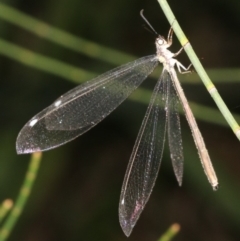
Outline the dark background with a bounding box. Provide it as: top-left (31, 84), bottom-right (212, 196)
top-left (1, 0), bottom-right (240, 240)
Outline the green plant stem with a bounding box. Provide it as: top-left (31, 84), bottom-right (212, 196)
top-left (158, 0), bottom-right (240, 140)
top-left (0, 2), bottom-right (134, 66)
top-left (0, 153), bottom-right (42, 241)
top-left (0, 38), bottom-right (96, 84)
top-left (158, 223), bottom-right (180, 241)
top-left (0, 200), bottom-right (13, 224)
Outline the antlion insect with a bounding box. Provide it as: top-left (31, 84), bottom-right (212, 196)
top-left (16, 10), bottom-right (218, 236)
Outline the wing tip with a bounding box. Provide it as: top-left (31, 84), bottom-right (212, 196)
top-left (119, 217), bottom-right (134, 237)
top-left (16, 142), bottom-right (41, 154)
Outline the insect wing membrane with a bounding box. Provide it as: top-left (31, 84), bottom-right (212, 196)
top-left (119, 70), bottom-right (168, 236)
top-left (166, 71), bottom-right (184, 185)
top-left (16, 55), bottom-right (158, 154)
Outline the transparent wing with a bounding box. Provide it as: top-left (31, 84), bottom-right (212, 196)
top-left (119, 70), bottom-right (168, 236)
top-left (16, 55), bottom-right (158, 154)
top-left (166, 71), bottom-right (184, 186)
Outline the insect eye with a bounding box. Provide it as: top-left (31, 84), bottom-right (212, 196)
top-left (157, 39), bottom-right (164, 45)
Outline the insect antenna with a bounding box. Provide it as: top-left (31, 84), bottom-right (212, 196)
top-left (140, 9), bottom-right (158, 36)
